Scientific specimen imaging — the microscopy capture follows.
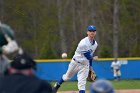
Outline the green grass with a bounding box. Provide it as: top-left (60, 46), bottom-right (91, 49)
top-left (112, 80), bottom-right (140, 89)
top-left (50, 80), bottom-right (140, 91)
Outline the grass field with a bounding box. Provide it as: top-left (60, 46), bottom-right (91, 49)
top-left (50, 80), bottom-right (140, 91)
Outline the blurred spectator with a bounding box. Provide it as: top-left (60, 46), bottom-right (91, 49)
top-left (111, 58), bottom-right (121, 80)
top-left (0, 53), bottom-right (53, 93)
top-left (0, 22), bottom-right (19, 76)
top-left (90, 79), bottom-right (115, 93)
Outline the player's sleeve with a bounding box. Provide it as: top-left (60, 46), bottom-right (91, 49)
top-left (91, 41), bottom-right (98, 60)
top-left (78, 41), bottom-right (93, 66)
top-left (84, 51), bottom-right (92, 66)
top-left (118, 61), bottom-right (121, 67)
top-left (110, 62), bottom-right (114, 72)
top-left (111, 62), bottom-right (114, 67)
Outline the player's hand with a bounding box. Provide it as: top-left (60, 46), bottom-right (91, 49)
top-left (93, 56), bottom-right (98, 60)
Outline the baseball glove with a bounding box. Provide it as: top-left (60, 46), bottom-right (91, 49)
top-left (87, 67), bottom-right (97, 82)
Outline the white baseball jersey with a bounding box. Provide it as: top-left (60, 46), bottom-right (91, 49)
top-left (111, 61), bottom-right (121, 70)
top-left (62, 36), bottom-right (98, 90)
top-left (73, 37), bottom-right (98, 65)
top-left (111, 61), bottom-right (121, 77)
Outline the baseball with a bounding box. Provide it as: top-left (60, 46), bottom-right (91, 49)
top-left (93, 56), bottom-right (98, 60)
top-left (61, 53), bottom-right (67, 59)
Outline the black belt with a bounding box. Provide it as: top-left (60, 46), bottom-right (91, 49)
top-left (73, 58), bottom-right (89, 66)
top-left (73, 58), bottom-right (81, 63)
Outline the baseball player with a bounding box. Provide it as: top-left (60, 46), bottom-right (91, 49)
top-left (90, 79), bottom-right (115, 93)
top-left (53, 25), bottom-right (98, 93)
top-left (0, 22), bottom-right (19, 76)
top-left (111, 58), bottom-right (121, 80)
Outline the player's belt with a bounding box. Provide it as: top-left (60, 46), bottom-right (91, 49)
top-left (73, 58), bottom-right (89, 66)
top-left (73, 58), bottom-right (81, 63)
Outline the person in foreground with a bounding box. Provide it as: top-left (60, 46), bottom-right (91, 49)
top-left (90, 79), bottom-right (115, 93)
top-left (0, 22), bottom-right (19, 76)
top-left (0, 53), bottom-right (53, 93)
top-left (53, 25), bottom-right (98, 93)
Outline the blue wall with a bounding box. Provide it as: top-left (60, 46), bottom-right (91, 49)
top-left (35, 60), bottom-right (140, 80)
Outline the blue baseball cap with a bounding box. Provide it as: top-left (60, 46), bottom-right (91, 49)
top-left (90, 79), bottom-right (114, 93)
top-left (87, 25), bottom-right (96, 31)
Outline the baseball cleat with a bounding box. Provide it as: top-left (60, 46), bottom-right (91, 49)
top-left (52, 83), bottom-right (60, 93)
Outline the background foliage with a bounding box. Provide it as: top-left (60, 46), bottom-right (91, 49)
top-left (0, 0), bottom-right (140, 59)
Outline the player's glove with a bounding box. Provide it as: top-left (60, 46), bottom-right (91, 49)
top-left (87, 66), bottom-right (97, 82)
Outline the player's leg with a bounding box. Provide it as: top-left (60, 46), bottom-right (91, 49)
top-left (53, 60), bottom-right (78, 92)
top-left (77, 64), bottom-right (89, 93)
top-left (117, 70), bottom-right (121, 80)
top-left (113, 70), bottom-right (117, 80)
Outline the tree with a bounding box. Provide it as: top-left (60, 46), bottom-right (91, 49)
top-left (113, 0), bottom-right (119, 58)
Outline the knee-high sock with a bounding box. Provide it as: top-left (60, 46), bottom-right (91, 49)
top-left (79, 90), bottom-right (85, 93)
top-left (58, 77), bottom-right (64, 85)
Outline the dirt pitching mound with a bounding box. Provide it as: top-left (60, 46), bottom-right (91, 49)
top-left (58, 89), bottom-right (140, 93)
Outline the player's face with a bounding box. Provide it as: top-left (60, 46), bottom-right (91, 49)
top-left (87, 31), bottom-right (96, 39)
